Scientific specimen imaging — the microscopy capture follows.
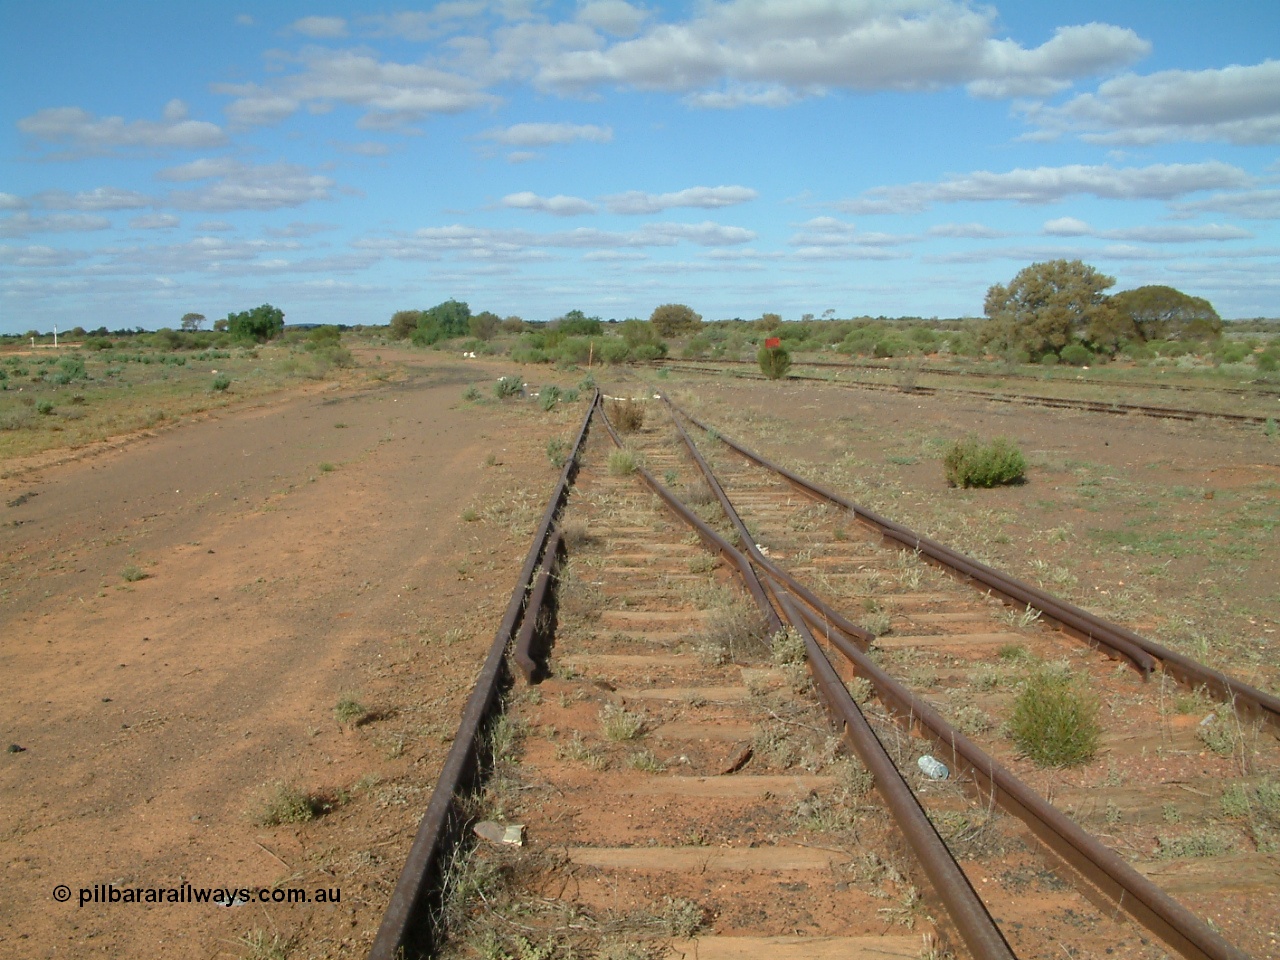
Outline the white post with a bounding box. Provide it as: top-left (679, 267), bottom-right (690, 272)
top-left (53, 326), bottom-right (58, 348)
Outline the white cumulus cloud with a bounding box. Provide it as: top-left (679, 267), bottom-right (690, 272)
top-left (502, 192), bottom-right (598, 216)
top-left (158, 159), bottom-right (337, 211)
top-left (604, 185), bottom-right (757, 214)
top-left (1028, 59), bottom-right (1280, 145)
top-left (290, 16), bottom-right (348, 39)
top-left (840, 162), bottom-right (1254, 213)
top-left (17, 101), bottom-right (226, 158)
top-left (216, 49), bottom-right (497, 129)
top-left (532, 1), bottom-right (1148, 104)
top-left (36, 187), bottom-right (151, 211)
top-left (130, 214), bottom-right (181, 230)
top-left (481, 122), bottom-right (613, 146)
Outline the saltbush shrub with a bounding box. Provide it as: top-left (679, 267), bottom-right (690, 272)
top-left (609, 398), bottom-right (645, 432)
top-left (1010, 667), bottom-right (1100, 767)
top-left (943, 435), bottom-right (1026, 488)
top-left (495, 376), bottom-right (523, 399)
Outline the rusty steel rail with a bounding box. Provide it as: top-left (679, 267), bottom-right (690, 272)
top-left (368, 391), bottom-right (599, 960)
top-left (662, 359), bottom-right (1275, 427)
top-left (672, 401), bottom-right (1280, 731)
top-left (657, 397), bottom-right (1251, 960)
top-left (513, 529), bottom-right (561, 682)
top-left (597, 400), bottom-right (1016, 960)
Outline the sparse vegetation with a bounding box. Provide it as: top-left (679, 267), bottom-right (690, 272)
top-left (609, 398), bottom-right (645, 432)
top-left (700, 602), bottom-right (772, 663)
top-left (546, 436), bottom-right (568, 468)
top-left (256, 782), bottom-right (324, 826)
top-left (600, 703), bottom-right (646, 741)
top-left (1009, 666), bottom-right (1100, 767)
top-left (121, 564), bottom-right (147, 582)
top-left (608, 449), bottom-right (638, 476)
top-left (495, 376), bottom-right (524, 399)
top-left (334, 695), bottom-right (368, 726)
top-left (943, 435), bottom-right (1027, 488)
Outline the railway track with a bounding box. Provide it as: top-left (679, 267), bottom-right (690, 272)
top-left (658, 356), bottom-right (1280, 400)
top-left (370, 391), bottom-right (1278, 960)
top-left (660, 359), bottom-right (1278, 427)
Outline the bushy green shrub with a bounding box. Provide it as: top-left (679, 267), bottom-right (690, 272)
top-left (494, 376), bottom-right (523, 399)
top-left (608, 449), bottom-right (638, 476)
top-left (540, 385), bottom-right (561, 410)
top-left (757, 344), bottom-right (791, 379)
top-left (1010, 667), bottom-right (1100, 767)
top-left (36, 399), bottom-right (54, 415)
top-left (943, 435), bottom-right (1026, 488)
top-left (1039, 352), bottom-right (1059, 366)
top-left (211, 374), bottom-right (231, 392)
top-left (682, 334), bottom-right (712, 359)
top-left (1256, 350), bottom-right (1277, 373)
top-left (1059, 343), bottom-right (1093, 366)
top-left (1216, 341), bottom-right (1252, 364)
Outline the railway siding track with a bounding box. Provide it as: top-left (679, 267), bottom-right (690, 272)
top-left (660, 360), bottom-right (1277, 427)
top-left (371, 391), bottom-right (1276, 960)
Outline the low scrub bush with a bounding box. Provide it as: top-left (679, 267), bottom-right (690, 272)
top-left (211, 374), bottom-right (231, 392)
top-left (539, 385), bottom-right (561, 411)
top-left (1009, 666), bottom-right (1100, 767)
top-left (609, 398), bottom-right (645, 432)
top-left (943, 435), bottom-right (1026, 488)
top-left (494, 376), bottom-right (523, 399)
top-left (607, 449), bottom-right (638, 476)
top-left (256, 783), bottom-right (325, 826)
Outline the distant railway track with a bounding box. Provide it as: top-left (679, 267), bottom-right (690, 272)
top-left (659, 359), bottom-right (1278, 427)
top-left (370, 391), bottom-right (1277, 960)
top-left (658, 356), bottom-right (1280, 400)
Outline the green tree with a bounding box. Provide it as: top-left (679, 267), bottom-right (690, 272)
top-left (389, 309), bottom-right (422, 340)
top-left (501, 315), bottom-right (525, 333)
top-left (227, 304), bottom-right (285, 343)
top-left (650, 303), bottom-right (702, 337)
top-left (758, 343), bottom-right (791, 379)
top-left (981, 260), bottom-right (1118, 358)
top-left (1110, 285), bottom-right (1222, 342)
top-left (213, 318), bottom-right (229, 333)
top-left (412, 300), bottom-right (471, 345)
top-left (756, 312), bottom-right (782, 332)
top-left (180, 312), bottom-right (205, 332)
top-left (554, 309), bottom-right (602, 336)
top-left (469, 311), bottom-right (502, 340)
top-left (620, 319), bottom-right (662, 348)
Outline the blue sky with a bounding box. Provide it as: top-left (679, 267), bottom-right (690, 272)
top-left (2, 1), bottom-right (1278, 333)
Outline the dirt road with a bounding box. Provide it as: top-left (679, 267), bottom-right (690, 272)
top-left (1, 357), bottom-right (565, 958)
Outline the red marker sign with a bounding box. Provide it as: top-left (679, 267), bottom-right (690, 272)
top-left (764, 337), bottom-right (781, 348)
